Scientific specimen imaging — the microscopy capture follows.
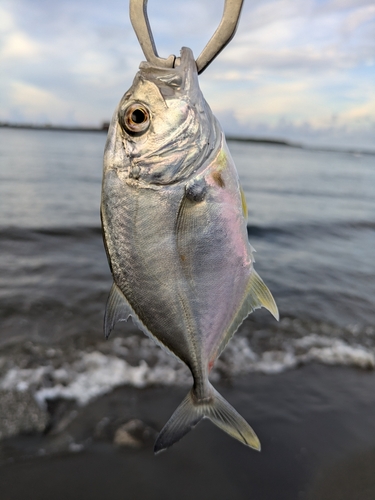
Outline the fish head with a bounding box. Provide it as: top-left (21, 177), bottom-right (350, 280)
top-left (104, 47), bottom-right (217, 185)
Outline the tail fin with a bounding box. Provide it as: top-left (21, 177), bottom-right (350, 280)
top-left (154, 385), bottom-right (260, 454)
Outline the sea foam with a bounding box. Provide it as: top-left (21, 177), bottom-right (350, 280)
top-left (0, 332), bottom-right (373, 409)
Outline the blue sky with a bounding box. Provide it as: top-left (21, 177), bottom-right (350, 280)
top-left (0, 0), bottom-right (374, 148)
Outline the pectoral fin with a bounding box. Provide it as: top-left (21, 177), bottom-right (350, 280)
top-left (216, 270), bottom-right (279, 358)
top-left (175, 179), bottom-right (208, 281)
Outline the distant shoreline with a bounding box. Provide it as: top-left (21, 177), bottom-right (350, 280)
top-left (1, 121), bottom-right (374, 156)
top-left (0, 122), bottom-right (108, 134)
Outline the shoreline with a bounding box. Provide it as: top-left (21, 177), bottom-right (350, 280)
top-left (1, 122), bottom-right (374, 156)
top-left (0, 122), bottom-right (108, 134)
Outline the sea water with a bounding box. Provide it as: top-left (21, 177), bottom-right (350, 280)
top-left (0, 127), bottom-right (374, 410)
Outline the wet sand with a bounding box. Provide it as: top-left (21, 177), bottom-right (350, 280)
top-left (1, 363), bottom-right (375, 500)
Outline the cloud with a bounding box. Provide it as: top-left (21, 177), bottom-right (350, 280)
top-left (9, 81), bottom-right (68, 119)
top-left (216, 0), bottom-right (375, 74)
top-left (0, 6), bottom-right (41, 60)
top-left (216, 108), bottom-right (375, 150)
top-left (340, 4), bottom-right (375, 35)
top-left (1, 31), bottom-right (41, 60)
top-left (0, 0), bottom-right (374, 148)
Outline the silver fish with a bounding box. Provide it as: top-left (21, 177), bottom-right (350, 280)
top-left (101, 47), bottom-right (278, 453)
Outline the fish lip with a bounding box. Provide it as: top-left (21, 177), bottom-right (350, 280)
top-left (178, 47), bottom-right (198, 72)
top-left (137, 47), bottom-right (199, 96)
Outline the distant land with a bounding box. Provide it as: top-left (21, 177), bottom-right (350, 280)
top-left (0, 121), bottom-right (110, 134)
top-left (1, 121), bottom-right (374, 156)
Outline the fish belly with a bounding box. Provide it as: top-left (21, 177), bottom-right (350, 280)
top-left (175, 148), bottom-right (252, 366)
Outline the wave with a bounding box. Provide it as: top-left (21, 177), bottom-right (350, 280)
top-left (1, 320), bottom-right (374, 443)
top-left (0, 329), bottom-right (374, 411)
top-left (0, 225), bottom-right (103, 238)
top-left (218, 333), bottom-right (374, 375)
top-left (1, 216), bottom-right (374, 244)
top-left (250, 186), bottom-right (375, 202)
top-left (247, 219), bottom-right (375, 240)
top-left (0, 225), bottom-right (102, 242)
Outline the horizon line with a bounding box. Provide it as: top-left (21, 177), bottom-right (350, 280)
top-left (1, 121), bottom-right (374, 157)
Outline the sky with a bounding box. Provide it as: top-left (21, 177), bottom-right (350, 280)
top-left (0, 0), bottom-right (374, 149)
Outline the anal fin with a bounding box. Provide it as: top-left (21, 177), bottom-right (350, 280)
top-left (248, 269), bottom-right (279, 321)
top-left (216, 269), bottom-right (279, 358)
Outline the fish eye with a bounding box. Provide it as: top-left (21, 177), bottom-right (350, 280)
top-left (121, 103), bottom-right (150, 134)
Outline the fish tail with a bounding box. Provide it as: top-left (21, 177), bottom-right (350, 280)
top-left (154, 384), bottom-right (260, 454)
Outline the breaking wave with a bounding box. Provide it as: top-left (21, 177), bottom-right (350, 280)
top-left (1, 322), bottom-right (374, 412)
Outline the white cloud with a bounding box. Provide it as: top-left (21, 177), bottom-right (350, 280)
top-left (0, 6), bottom-right (41, 60)
top-left (9, 82), bottom-right (69, 120)
top-left (1, 31), bottom-right (41, 59)
top-left (340, 4), bottom-right (375, 35)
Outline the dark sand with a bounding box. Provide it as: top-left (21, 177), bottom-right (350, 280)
top-left (1, 363), bottom-right (375, 500)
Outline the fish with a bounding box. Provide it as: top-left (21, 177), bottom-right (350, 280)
top-left (101, 47), bottom-right (278, 453)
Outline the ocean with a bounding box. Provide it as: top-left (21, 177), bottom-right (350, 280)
top-left (0, 127), bottom-right (375, 491)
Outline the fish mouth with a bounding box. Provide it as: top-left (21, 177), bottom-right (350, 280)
top-left (175, 46), bottom-right (199, 77)
top-left (138, 47), bottom-right (199, 99)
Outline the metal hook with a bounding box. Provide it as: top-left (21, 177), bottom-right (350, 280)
top-left (129, 0), bottom-right (244, 74)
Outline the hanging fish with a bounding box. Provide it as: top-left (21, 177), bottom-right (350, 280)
top-left (101, 2), bottom-right (278, 454)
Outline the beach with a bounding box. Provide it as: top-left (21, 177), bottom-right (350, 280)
top-left (1, 364), bottom-right (375, 499)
